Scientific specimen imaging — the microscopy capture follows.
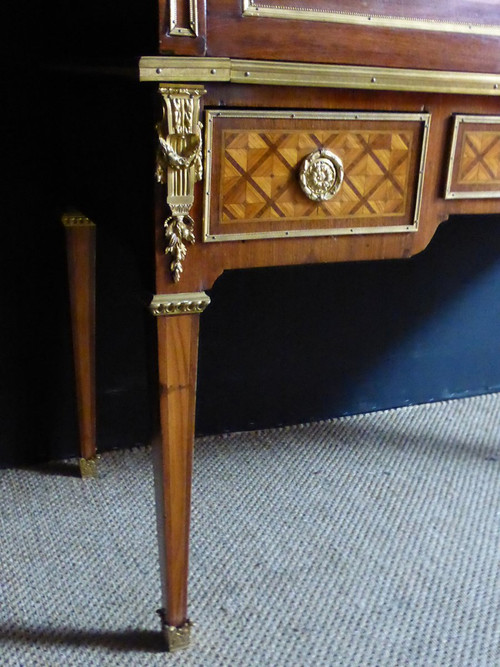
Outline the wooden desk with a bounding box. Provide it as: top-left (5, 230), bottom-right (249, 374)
top-left (139, 0), bottom-right (500, 650)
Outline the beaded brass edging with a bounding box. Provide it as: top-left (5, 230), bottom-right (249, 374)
top-left (61, 213), bottom-right (96, 227)
top-left (150, 292), bottom-right (211, 316)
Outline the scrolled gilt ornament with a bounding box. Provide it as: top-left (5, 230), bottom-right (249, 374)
top-left (299, 149), bottom-right (344, 202)
top-left (156, 85), bottom-right (206, 282)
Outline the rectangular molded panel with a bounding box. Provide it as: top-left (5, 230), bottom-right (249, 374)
top-left (445, 115), bottom-right (500, 199)
top-left (242, 1), bottom-right (500, 36)
top-left (203, 110), bottom-right (430, 242)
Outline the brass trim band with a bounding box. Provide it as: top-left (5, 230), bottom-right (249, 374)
top-left (150, 292), bottom-right (211, 316)
top-left (62, 213), bottom-right (96, 227)
top-left (139, 57), bottom-right (500, 97)
top-left (242, 1), bottom-right (500, 37)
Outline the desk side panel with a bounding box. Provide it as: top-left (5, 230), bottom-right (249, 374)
top-left (201, 0), bottom-right (500, 75)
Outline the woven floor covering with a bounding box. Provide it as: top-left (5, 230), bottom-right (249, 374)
top-left (1, 394), bottom-right (499, 666)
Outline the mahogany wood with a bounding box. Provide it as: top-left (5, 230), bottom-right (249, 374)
top-left (153, 312), bottom-right (201, 628)
top-left (156, 0), bottom-right (500, 74)
top-left (64, 223), bottom-right (97, 464)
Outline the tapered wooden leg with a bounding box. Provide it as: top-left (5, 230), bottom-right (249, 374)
top-left (152, 293), bottom-right (209, 651)
top-left (62, 213), bottom-right (98, 478)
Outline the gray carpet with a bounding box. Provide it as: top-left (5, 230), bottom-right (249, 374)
top-left (1, 393), bottom-right (499, 666)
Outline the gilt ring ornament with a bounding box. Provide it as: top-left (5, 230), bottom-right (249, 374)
top-left (299, 149), bottom-right (344, 202)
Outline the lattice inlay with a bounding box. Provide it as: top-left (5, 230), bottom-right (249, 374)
top-left (220, 130), bottom-right (413, 223)
top-left (458, 131), bottom-right (500, 185)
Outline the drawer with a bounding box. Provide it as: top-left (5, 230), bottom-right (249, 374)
top-left (203, 110), bottom-right (430, 242)
top-left (445, 115), bottom-right (500, 200)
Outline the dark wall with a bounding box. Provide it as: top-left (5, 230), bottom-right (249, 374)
top-left (3, 3), bottom-right (500, 466)
top-left (197, 217), bottom-right (500, 433)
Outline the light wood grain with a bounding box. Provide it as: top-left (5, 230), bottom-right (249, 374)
top-left (64, 223), bottom-right (96, 463)
top-left (153, 313), bottom-right (201, 627)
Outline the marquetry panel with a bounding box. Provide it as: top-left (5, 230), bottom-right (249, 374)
top-left (203, 111), bottom-right (430, 242)
top-left (446, 115), bottom-right (500, 199)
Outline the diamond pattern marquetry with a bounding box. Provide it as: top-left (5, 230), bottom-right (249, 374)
top-left (458, 131), bottom-right (500, 185)
top-left (220, 130), bottom-right (413, 223)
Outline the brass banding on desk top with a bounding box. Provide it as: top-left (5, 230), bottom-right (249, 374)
top-left (242, 1), bottom-right (500, 37)
top-left (203, 110), bottom-right (430, 243)
top-left (445, 115), bottom-right (500, 200)
top-left (139, 57), bottom-right (500, 97)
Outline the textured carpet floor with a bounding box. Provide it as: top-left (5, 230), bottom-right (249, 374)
top-left (1, 394), bottom-right (499, 666)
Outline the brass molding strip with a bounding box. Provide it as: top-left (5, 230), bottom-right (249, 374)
top-left (445, 114), bottom-right (500, 200)
top-left (203, 109), bottom-right (430, 242)
top-left (150, 292), bottom-right (211, 316)
top-left (139, 57), bottom-right (500, 96)
top-left (242, 1), bottom-right (500, 37)
top-left (169, 0), bottom-right (199, 37)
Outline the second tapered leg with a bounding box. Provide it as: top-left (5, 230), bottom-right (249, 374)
top-left (62, 212), bottom-right (98, 478)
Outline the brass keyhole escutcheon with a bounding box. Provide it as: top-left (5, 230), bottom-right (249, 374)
top-left (299, 149), bottom-right (344, 202)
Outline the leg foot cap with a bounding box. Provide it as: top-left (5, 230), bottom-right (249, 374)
top-left (79, 455), bottom-right (100, 478)
top-left (157, 610), bottom-right (192, 651)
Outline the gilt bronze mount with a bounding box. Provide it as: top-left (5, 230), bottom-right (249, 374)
top-left (156, 85), bottom-right (206, 282)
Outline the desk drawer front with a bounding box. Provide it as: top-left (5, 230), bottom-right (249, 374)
top-left (446, 115), bottom-right (500, 199)
top-left (203, 110), bottom-right (429, 242)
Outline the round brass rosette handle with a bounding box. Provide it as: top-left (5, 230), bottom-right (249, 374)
top-left (299, 149), bottom-right (344, 202)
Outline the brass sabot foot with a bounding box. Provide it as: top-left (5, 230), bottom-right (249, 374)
top-left (79, 455), bottom-right (100, 479)
top-left (157, 610), bottom-right (193, 651)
